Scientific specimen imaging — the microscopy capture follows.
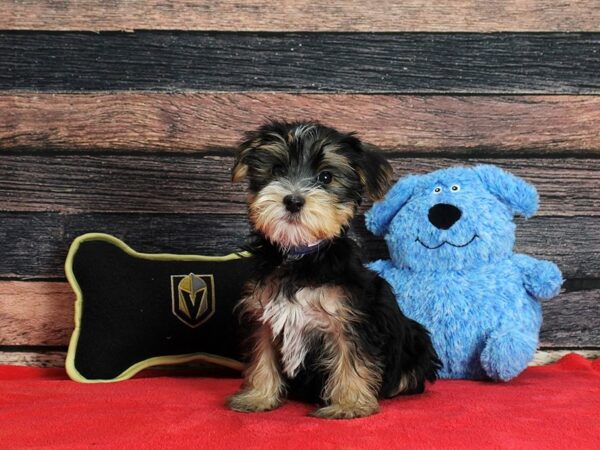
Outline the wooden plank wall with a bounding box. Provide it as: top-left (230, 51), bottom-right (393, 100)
top-left (1, 1), bottom-right (599, 367)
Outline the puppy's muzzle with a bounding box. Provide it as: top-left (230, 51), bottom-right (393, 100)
top-left (428, 203), bottom-right (462, 230)
top-left (283, 195), bottom-right (305, 213)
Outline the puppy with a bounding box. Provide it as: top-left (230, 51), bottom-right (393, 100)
top-left (228, 121), bottom-right (440, 419)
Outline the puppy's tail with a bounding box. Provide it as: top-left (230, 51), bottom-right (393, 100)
top-left (407, 318), bottom-right (442, 386)
top-left (385, 319), bottom-right (442, 398)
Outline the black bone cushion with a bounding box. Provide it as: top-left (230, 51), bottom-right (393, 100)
top-left (66, 234), bottom-right (253, 382)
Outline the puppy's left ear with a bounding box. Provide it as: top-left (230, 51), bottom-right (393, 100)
top-left (347, 139), bottom-right (393, 201)
top-left (474, 165), bottom-right (539, 218)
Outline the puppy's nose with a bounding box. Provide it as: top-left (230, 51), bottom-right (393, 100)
top-left (283, 195), bottom-right (305, 213)
top-left (428, 203), bottom-right (462, 230)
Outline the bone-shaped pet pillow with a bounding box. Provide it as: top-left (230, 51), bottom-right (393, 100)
top-left (65, 233), bottom-right (253, 382)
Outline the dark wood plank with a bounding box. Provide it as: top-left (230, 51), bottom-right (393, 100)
top-left (3, 94), bottom-right (600, 153)
top-left (540, 289), bottom-right (600, 348)
top-left (2, 281), bottom-right (598, 347)
top-left (2, 32), bottom-right (600, 93)
top-left (3, 1), bottom-right (600, 32)
top-left (0, 155), bottom-right (598, 217)
top-left (0, 213), bottom-right (597, 279)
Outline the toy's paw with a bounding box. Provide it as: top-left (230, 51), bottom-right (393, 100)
top-left (367, 259), bottom-right (394, 276)
top-left (311, 402), bottom-right (379, 419)
top-left (228, 389), bottom-right (283, 412)
top-left (480, 329), bottom-right (538, 381)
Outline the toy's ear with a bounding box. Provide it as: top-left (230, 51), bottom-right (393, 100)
top-left (474, 165), bottom-right (539, 218)
top-left (365, 175), bottom-right (419, 236)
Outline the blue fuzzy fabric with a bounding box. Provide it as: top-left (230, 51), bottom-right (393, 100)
top-left (366, 165), bottom-right (563, 381)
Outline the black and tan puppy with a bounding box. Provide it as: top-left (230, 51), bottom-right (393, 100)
top-left (229, 121), bottom-right (440, 419)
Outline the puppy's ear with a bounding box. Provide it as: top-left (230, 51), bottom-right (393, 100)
top-left (365, 175), bottom-right (419, 236)
top-left (345, 138), bottom-right (393, 201)
top-left (231, 138), bottom-right (254, 182)
top-left (474, 165), bottom-right (538, 218)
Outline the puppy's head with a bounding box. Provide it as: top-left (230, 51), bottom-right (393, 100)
top-left (233, 121), bottom-right (392, 249)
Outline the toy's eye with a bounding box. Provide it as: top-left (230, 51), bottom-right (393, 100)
top-left (272, 164), bottom-right (287, 177)
top-left (433, 186), bottom-right (442, 194)
top-left (317, 171), bottom-right (333, 185)
top-left (451, 184), bottom-right (461, 192)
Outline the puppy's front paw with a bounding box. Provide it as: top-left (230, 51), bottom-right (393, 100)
top-left (311, 402), bottom-right (379, 419)
top-left (228, 389), bottom-right (283, 413)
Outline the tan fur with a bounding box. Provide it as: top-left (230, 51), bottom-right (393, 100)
top-left (314, 326), bottom-right (382, 419)
top-left (249, 182), bottom-right (354, 249)
top-left (228, 325), bottom-right (285, 413)
top-left (236, 278), bottom-right (381, 418)
top-left (388, 371), bottom-right (418, 397)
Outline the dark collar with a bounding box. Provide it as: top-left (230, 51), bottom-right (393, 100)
top-left (284, 240), bottom-right (330, 261)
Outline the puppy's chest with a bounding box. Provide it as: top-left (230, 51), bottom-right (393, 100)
top-left (252, 282), bottom-right (347, 378)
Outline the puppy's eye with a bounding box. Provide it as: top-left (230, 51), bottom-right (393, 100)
top-left (433, 186), bottom-right (442, 194)
top-left (272, 164), bottom-right (287, 177)
top-left (451, 184), bottom-right (461, 192)
top-left (317, 171), bottom-right (333, 185)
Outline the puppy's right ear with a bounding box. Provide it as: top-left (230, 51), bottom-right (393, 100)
top-left (365, 175), bottom-right (419, 236)
top-left (231, 139), bottom-right (254, 182)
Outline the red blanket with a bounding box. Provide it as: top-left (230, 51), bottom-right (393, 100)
top-left (1, 354), bottom-right (598, 449)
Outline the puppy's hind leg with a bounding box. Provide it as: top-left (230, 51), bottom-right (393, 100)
top-left (229, 326), bottom-right (285, 412)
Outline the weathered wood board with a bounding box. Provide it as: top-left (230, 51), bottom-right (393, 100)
top-left (2, 282), bottom-right (597, 348)
top-left (0, 155), bottom-right (598, 216)
top-left (1, 1), bottom-right (598, 366)
top-left (3, 94), bottom-right (600, 153)
top-left (2, 33), bottom-right (600, 92)
top-left (0, 213), bottom-right (598, 279)
top-left (3, 1), bottom-right (600, 32)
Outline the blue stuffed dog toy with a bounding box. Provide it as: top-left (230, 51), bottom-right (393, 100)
top-left (366, 165), bottom-right (563, 381)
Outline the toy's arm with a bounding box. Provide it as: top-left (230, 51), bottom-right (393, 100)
top-left (511, 253), bottom-right (563, 301)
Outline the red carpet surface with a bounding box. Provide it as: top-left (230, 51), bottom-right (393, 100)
top-left (1, 354), bottom-right (599, 449)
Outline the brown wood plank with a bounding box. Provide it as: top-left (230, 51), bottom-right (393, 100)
top-left (0, 155), bottom-right (597, 217)
top-left (2, 1), bottom-right (599, 32)
top-left (3, 350), bottom-right (597, 368)
top-left (2, 94), bottom-right (600, 153)
top-left (1, 282), bottom-right (599, 347)
top-left (0, 282), bottom-right (74, 346)
top-left (0, 351), bottom-right (66, 368)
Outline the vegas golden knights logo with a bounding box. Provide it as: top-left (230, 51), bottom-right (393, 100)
top-left (170, 273), bottom-right (215, 328)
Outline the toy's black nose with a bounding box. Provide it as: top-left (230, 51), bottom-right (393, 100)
top-left (428, 203), bottom-right (462, 230)
top-left (283, 195), bottom-right (305, 213)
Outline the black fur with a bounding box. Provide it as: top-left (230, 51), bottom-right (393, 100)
top-left (245, 234), bottom-right (441, 401)
top-left (234, 120), bottom-right (441, 411)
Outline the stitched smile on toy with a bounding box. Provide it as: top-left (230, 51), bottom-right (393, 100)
top-left (415, 202), bottom-right (478, 249)
top-left (415, 234), bottom-right (479, 250)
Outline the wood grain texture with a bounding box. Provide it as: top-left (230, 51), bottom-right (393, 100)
top-left (0, 351), bottom-right (66, 367)
top-left (3, 282), bottom-right (597, 348)
top-left (3, 1), bottom-right (600, 32)
top-left (3, 94), bottom-right (600, 153)
top-left (1, 155), bottom-right (598, 217)
top-left (0, 212), bottom-right (598, 279)
top-left (3, 32), bottom-right (600, 93)
top-left (3, 350), bottom-right (597, 368)
top-left (539, 289), bottom-right (600, 348)
top-left (0, 282), bottom-right (74, 345)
